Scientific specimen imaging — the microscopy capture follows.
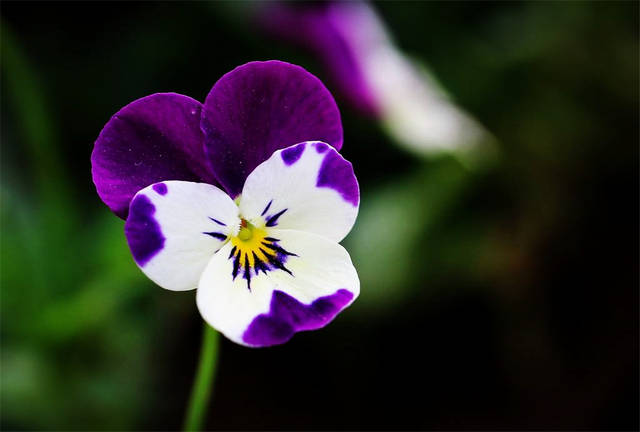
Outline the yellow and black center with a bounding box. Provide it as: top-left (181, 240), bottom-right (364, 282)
top-left (228, 219), bottom-right (296, 290)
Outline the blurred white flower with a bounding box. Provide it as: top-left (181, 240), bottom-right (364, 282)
top-left (261, 1), bottom-right (492, 159)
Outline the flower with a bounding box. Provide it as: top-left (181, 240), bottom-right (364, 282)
top-left (259, 1), bottom-right (488, 156)
top-left (91, 61), bottom-right (360, 347)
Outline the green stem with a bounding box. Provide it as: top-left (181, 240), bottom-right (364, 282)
top-left (183, 323), bottom-right (219, 431)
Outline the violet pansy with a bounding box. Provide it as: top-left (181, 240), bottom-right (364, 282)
top-left (91, 61), bottom-right (359, 347)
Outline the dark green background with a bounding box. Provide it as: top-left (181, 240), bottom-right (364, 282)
top-left (1, 1), bottom-right (638, 430)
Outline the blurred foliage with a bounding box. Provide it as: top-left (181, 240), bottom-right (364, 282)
top-left (1, 1), bottom-right (637, 430)
top-left (1, 22), bottom-right (155, 430)
top-left (347, 155), bottom-right (472, 308)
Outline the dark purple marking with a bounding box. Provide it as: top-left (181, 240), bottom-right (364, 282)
top-left (124, 194), bottom-right (165, 266)
top-left (261, 200), bottom-right (273, 216)
top-left (258, 247), bottom-right (273, 259)
top-left (262, 242), bottom-right (298, 257)
top-left (244, 258), bottom-right (252, 291)
top-left (281, 143), bottom-right (306, 165)
top-left (316, 151), bottom-right (359, 206)
top-left (243, 289), bottom-right (354, 347)
top-left (232, 254), bottom-right (241, 279)
top-left (265, 208), bottom-right (288, 227)
top-left (228, 238), bottom-right (296, 290)
top-left (263, 251), bottom-right (293, 276)
top-left (252, 252), bottom-right (269, 276)
top-left (152, 183), bottom-right (168, 195)
top-left (209, 217), bottom-right (226, 226)
top-left (203, 232), bottom-right (227, 241)
top-left (314, 142), bottom-right (329, 153)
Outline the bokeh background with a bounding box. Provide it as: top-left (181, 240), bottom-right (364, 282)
top-left (1, 1), bottom-right (638, 430)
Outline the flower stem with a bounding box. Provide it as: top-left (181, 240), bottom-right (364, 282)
top-left (183, 323), bottom-right (219, 431)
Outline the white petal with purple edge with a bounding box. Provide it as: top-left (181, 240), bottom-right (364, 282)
top-left (125, 180), bottom-right (240, 291)
top-left (196, 229), bottom-right (359, 347)
top-left (239, 141), bottom-right (359, 243)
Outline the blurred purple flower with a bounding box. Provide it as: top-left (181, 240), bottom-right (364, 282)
top-left (91, 61), bottom-right (360, 347)
top-left (260, 1), bottom-right (488, 156)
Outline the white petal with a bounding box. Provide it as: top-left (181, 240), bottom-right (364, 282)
top-left (238, 141), bottom-right (359, 243)
top-left (372, 49), bottom-right (485, 154)
top-left (125, 181), bottom-right (239, 291)
top-left (196, 229), bottom-right (359, 347)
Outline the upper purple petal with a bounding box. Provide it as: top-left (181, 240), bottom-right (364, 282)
top-left (91, 93), bottom-right (217, 218)
top-left (201, 60), bottom-right (344, 197)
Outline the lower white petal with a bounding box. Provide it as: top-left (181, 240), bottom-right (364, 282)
top-left (196, 229), bottom-right (359, 347)
top-left (125, 181), bottom-right (239, 291)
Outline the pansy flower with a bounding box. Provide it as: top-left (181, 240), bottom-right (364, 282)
top-left (91, 61), bottom-right (360, 347)
top-left (258, 1), bottom-right (487, 156)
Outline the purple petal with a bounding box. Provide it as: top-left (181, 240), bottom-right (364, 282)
top-left (91, 93), bottom-right (217, 218)
top-left (243, 289), bottom-right (354, 347)
top-left (201, 60), bottom-right (343, 197)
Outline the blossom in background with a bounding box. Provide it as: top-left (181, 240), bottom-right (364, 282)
top-left (91, 61), bottom-right (360, 347)
top-left (260, 1), bottom-right (488, 156)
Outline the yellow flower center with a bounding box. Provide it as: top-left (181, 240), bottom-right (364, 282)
top-left (237, 225), bottom-right (253, 241)
top-left (226, 218), bottom-right (297, 290)
top-left (229, 220), bottom-right (272, 268)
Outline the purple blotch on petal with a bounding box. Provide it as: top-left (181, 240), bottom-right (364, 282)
top-left (316, 151), bottom-right (359, 206)
top-left (281, 142), bottom-right (306, 165)
top-left (314, 142), bottom-right (329, 153)
top-left (152, 183), bottom-right (168, 195)
top-left (125, 194), bottom-right (165, 266)
top-left (243, 289), bottom-right (354, 347)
